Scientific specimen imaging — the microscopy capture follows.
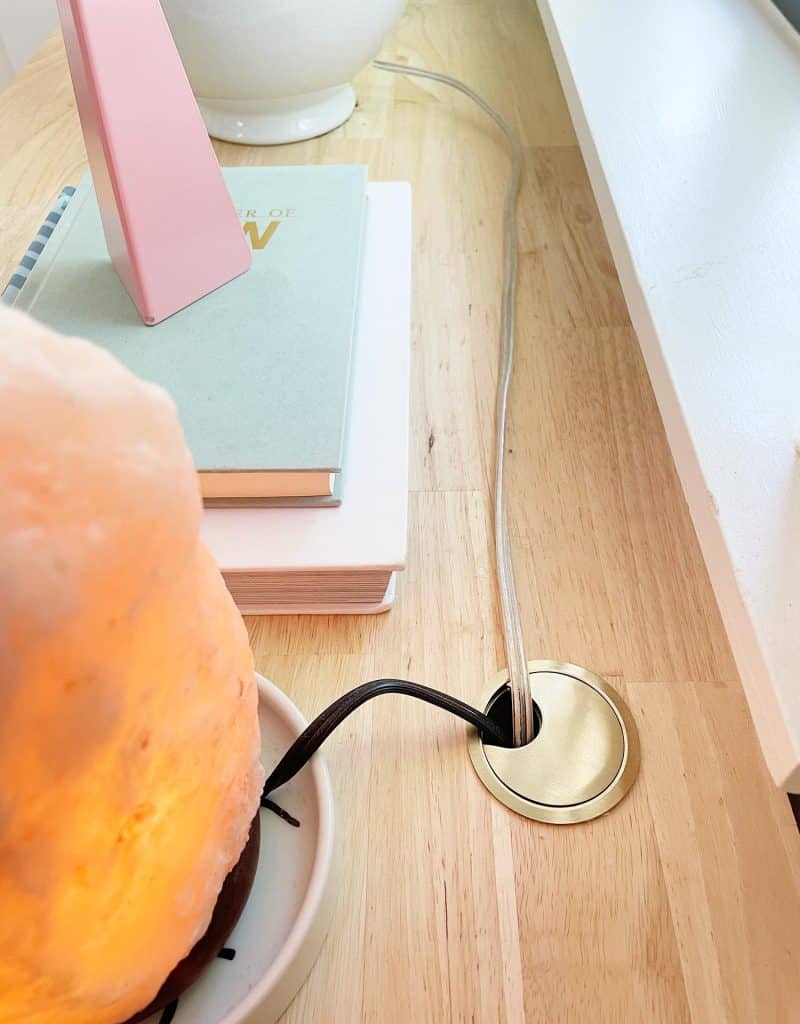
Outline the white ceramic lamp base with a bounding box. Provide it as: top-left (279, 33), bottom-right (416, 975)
top-left (141, 674), bottom-right (336, 1024)
top-left (198, 85), bottom-right (356, 145)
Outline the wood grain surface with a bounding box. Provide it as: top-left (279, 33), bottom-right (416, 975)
top-left (1, 2), bottom-right (799, 1020)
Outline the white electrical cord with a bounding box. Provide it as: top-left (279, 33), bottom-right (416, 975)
top-left (373, 60), bottom-right (534, 747)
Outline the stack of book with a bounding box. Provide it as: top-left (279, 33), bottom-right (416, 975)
top-left (5, 166), bottom-right (411, 614)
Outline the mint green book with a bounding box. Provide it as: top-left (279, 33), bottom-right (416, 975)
top-left (12, 165), bottom-right (368, 505)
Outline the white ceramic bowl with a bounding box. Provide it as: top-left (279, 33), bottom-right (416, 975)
top-left (141, 674), bottom-right (336, 1023)
top-left (161, 0), bottom-right (406, 144)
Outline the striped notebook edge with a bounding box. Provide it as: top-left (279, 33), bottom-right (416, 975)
top-left (2, 186), bottom-right (76, 305)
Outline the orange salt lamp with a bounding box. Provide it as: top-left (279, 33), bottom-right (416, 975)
top-left (0, 305), bottom-right (265, 1024)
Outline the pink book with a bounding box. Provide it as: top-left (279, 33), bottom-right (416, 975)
top-left (57, 0), bottom-right (251, 324)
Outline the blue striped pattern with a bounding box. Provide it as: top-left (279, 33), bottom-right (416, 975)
top-left (2, 186), bottom-right (76, 305)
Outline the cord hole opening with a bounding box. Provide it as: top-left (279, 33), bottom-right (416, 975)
top-left (481, 684), bottom-right (542, 748)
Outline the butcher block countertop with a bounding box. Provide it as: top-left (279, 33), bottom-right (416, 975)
top-left (1, 2), bottom-right (799, 1020)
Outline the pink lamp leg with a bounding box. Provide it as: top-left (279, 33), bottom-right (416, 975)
top-left (57, 0), bottom-right (251, 325)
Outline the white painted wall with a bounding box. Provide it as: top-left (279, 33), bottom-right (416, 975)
top-left (0, 0), bottom-right (57, 89)
top-left (538, 0), bottom-right (800, 790)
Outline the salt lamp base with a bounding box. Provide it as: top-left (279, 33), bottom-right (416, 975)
top-left (124, 817), bottom-right (261, 1023)
top-left (134, 674), bottom-right (336, 1024)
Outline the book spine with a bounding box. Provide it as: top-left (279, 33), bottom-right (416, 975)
top-left (2, 187), bottom-right (76, 305)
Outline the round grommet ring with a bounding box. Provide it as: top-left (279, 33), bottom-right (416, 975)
top-left (468, 661), bottom-right (640, 824)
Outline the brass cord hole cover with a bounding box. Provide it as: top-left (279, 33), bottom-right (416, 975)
top-left (468, 661), bottom-right (640, 824)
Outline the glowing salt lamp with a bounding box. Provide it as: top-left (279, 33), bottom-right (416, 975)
top-left (0, 305), bottom-right (265, 1024)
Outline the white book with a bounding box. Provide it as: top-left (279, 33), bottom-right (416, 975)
top-left (201, 182), bottom-right (412, 614)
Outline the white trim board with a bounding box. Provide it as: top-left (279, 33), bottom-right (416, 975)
top-left (537, 0), bottom-right (800, 790)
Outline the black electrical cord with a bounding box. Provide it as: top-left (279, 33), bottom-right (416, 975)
top-left (261, 679), bottom-right (511, 802)
top-left (260, 63), bottom-right (531, 816)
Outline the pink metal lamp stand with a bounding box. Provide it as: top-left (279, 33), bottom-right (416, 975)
top-left (56, 0), bottom-right (251, 325)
